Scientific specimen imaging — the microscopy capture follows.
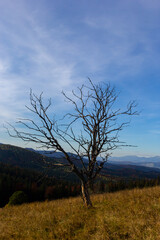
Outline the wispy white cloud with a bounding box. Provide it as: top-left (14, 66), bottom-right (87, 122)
top-left (84, 6), bottom-right (160, 80)
top-left (149, 130), bottom-right (160, 135)
top-left (0, 1), bottom-right (78, 122)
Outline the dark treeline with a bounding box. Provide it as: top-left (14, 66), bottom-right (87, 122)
top-left (1, 162), bottom-right (160, 207)
top-left (96, 177), bottom-right (160, 193)
top-left (0, 163), bottom-right (80, 207)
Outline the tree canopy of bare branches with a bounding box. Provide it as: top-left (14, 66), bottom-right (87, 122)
top-left (6, 79), bottom-right (138, 207)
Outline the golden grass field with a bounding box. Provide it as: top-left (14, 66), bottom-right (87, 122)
top-left (1, 186), bottom-right (160, 240)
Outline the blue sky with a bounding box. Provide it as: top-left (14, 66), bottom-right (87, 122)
top-left (0, 0), bottom-right (160, 157)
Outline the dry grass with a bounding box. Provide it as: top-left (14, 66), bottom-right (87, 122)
top-left (1, 186), bottom-right (160, 239)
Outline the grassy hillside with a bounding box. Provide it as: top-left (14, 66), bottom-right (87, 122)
top-left (1, 186), bottom-right (160, 240)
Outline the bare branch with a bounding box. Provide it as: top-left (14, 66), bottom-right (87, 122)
top-left (6, 79), bottom-right (138, 207)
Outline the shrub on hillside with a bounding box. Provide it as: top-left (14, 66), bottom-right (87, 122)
top-left (8, 191), bottom-right (28, 206)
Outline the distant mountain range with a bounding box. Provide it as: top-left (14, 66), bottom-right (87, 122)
top-left (26, 148), bottom-right (160, 165)
top-left (24, 147), bottom-right (160, 179)
top-left (0, 144), bottom-right (160, 180)
top-left (26, 148), bottom-right (78, 159)
top-left (109, 155), bottom-right (160, 169)
top-left (28, 149), bottom-right (160, 169)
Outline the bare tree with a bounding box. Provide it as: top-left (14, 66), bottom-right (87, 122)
top-left (6, 79), bottom-right (138, 207)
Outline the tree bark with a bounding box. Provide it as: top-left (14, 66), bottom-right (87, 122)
top-left (81, 181), bottom-right (92, 207)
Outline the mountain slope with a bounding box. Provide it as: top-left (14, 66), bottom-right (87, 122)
top-left (0, 144), bottom-right (78, 181)
top-left (1, 144), bottom-right (160, 180)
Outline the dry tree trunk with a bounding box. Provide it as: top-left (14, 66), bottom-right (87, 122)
top-left (81, 181), bottom-right (92, 207)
